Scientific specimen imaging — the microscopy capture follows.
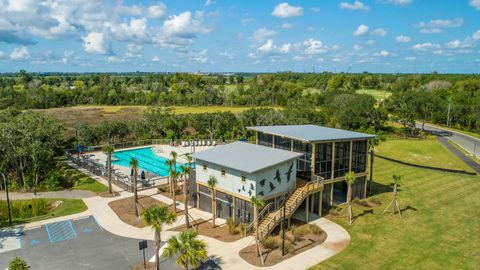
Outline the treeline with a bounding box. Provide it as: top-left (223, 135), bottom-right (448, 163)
top-left (75, 95), bottom-right (385, 146)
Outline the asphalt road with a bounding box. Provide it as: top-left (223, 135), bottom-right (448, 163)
top-left (417, 123), bottom-right (480, 158)
top-left (0, 216), bottom-right (178, 270)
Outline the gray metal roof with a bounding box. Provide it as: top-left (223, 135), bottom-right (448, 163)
top-left (247, 124), bottom-right (375, 143)
top-left (191, 141), bottom-right (302, 174)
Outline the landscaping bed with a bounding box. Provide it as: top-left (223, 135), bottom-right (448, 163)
top-left (239, 223), bottom-right (327, 267)
top-left (171, 218), bottom-right (245, 242)
top-left (108, 195), bottom-right (178, 228)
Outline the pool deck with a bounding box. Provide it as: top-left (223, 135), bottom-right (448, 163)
top-left (91, 144), bottom-right (214, 178)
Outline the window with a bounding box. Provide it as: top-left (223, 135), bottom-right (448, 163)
top-left (274, 136), bottom-right (291, 150)
top-left (352, 140), bottom-right (367, 173)
top-left (203, 164), bottom-right (208, 171)
top-left (241, 176), bottom-right (246, 183)
top-left (334, 141), bottom-right (351, 178)
top-left (315, 142), bottom-right (333, 180)
top-left (221, 170), bottom-right (226, 177)
top-left (258, 132), bottom-right (273, 147)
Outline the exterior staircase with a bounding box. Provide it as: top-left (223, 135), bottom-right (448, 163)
top-left (247, 176), bottom-right (324, 239)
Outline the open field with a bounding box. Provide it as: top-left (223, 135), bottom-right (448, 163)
top-left (35, 105), bottom-right (277, 137)
top-left (356, 89), bottom-right (392, 102)
top-left (314, 138), bottom-right (480, 269)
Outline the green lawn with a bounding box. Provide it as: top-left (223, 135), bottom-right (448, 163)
top-left (314, 138), bottom-right (480, 269)
top-left (375, 136), bottom-right (474, 172)
top-left (61, 162), bottom-right (108, 193)
top-left (356, 89), bottom-right (392, 102)
top-left (1, 198), bottom-right (87, 227)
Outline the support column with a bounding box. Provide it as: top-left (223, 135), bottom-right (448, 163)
top-left (311, 143), bottom-right (316, 181)
top-left (364, 177), bottom-right (368, 199)
top-left (369, 150), bottom-right (374, 196)
top-left (331, 142), bottom-right (336, 180)
top-left (310, 194), bottom-right (314, 213)
top-left (330, 183), bottom-right (334, 206)
top-left (305, 194), bottom-right (309, 222)
top-left (349, 140), bottom-right (353, 172)
top-left (196, 184), bottom-right (200, 208)
top-left (318, 191), bottom-right (323, 216)
top-left (272, 135), bottom-right (275, 148)
top-left (255, 132), bottom-right (258, 145)
top-left (232, 196), bottom-right (236, 222)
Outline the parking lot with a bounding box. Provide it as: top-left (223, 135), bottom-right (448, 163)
top-left (0, 216), bottom-right (178, 270)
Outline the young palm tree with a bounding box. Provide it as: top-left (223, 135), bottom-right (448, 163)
top-left (130, 158), bottom-right (139, 217)
top-left (168, 150), bottom-right (178, 196)
top-left (170, 170), bottom-right (181, 213)
top-left (102, 144), bottom-right (114, 194)
top-left (345, 171), bottom-right (356, 225)
top-left (180, 164), bottom-right (191, 228)
top-left (163, 229), bottom-right (208, 270)
top-left (142, 205), bottom-right (176, 270)
top-left (382, 174), bottom-right (403, 218)
top-left (165, 158), bottom-right (176, 195)
top-left (207, 175), bottom-right (218, 228)
top-left (250, 196), bottom-right (265, 257)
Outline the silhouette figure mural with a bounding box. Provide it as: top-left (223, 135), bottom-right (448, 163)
top-left (285, 162), bottom-right (294, 183)
top-left (274, 169), bottom-right (282, 184)
top-left (269, 182), bottom-right (276, 192)
top-left (260, 179), bottom-right (266, 188)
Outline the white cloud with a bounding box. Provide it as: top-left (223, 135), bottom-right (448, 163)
top-left (374, 50), bottom-right (390, 57)
top-left (446, 39), bottom-right (474, 49)
top-left (340, 1), bottom-right (369, 11)
top-left (147, 4), bottom-right (167, 19)
top-left (405, 56), bottom-right (416, 61)
top-left (353, 44), bottom-right (361, 51)
top-left (82, 32), bottom-right (110, 54)
top-left (110, 18), bottom-right (148, 41)
top-left (310, 7), bottom-right (321, 13)
top-left (418, 18), bottom-right (463, 34)
top-left (412, 42), bottom-right (440, 51)
top-left (152, 56), bottom-right (161, 62)
top-left (127, 43), bottom-right (143, 53)
top-left (0, 51), bottom-right (4, 59)
top-left (470, 0), bottom-right (480, 10)
top-left (251, 28), bottom-right (276, 42)
top-left (205, 0), bottom-right (215, 6)
top-left (161, 11), bottom-right (210, 38)
top-left (353, 24), bottom-right (369, 36)
top-left (272, 3), bottom-right (304, 18)
top-left (256, 39), bottom-right (292, 55)
top-left (383, 0), bottom-right (412, 6)
top-left (257, 39), bottom-right (275, 53)
top-left (303, 39), bottom-right (328, 54)
top-left (10, 46), bottom-right (30, 60)
top-left (473, 30), bottom-right (480, 40)
top-left (219, 52), bottom-right (234, 60)
top-left (396, 35), bottom-right (411, 43)
top-left (371, 28), bottom-right (388, 36)
top-left (280, 23), bottom-right (294, 29)
top-left (62, 50), bottom-right (74, 64)
top-left (366, 40), bottom-right (375, 45)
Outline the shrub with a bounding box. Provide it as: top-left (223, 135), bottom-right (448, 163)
top-left (308, 224), bottom-right (323, 236)
top-left (261, 236), bottom-right (279, 250)
top-left (157, 185), bottom-right (168, 193)
top-left (226, 218), bottom-right (239, 235)
top-left (43, 170), bottom-right (64, 191)
top-left (284, 241), bottom-right (294, 254)
top-left (368, 197), bottom-right (382, 205)
top-left (292, 225), bottom-right (308, 242)
top-left (0, 199), bottom-right (51, 222)
top-left (8, 256), bottom-right (30, 270)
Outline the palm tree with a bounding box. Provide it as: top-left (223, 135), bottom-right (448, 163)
top-left (102, 144), bottom-right (114, 194)
top-left (130, 158), bottom-right (139, 217)
top-left (142, 205), bottom-right (177, 270)
top-left (168, 151), bottom-right (178, 196)
top-left (163, 229), bottom-right (208, 270)
top-left (170, 170), bottom-right (181, 214)
top-left (180, 164), bottom-right (191, 228)
top-left (345, 171), bottom-right (356, 225)
top-left (207, 175), bottom-right (218, 228)
top-left (250, 196), bottom-right (265, 257)
top-left (165, 158), bottom-right (176, 195)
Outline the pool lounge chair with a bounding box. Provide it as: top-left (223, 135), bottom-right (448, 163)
top-left (212, 140), bottom-right (217, 146)
top-left (207, 140), bottom-right (211, 146)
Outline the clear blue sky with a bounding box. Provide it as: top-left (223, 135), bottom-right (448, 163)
top-left (0, 0), bottom-right (479, 73)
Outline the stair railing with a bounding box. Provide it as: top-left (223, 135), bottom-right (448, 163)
top-left (245, 202), bottom-right (275, 235)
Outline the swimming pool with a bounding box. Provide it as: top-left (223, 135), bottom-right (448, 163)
top-left (112, 147), bottom-right (192, 177)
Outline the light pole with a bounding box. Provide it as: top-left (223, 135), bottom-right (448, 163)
top-left (446, 97), bottom-right (452, 127)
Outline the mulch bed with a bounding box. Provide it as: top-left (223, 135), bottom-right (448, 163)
top-left (170, 219), bottom-right (245, 243)
top-left (98, 191), bottom-right (121, 198)
top-left (108, 195), bottom-right (173, 228)
top-left (239, 225), bottom-right (327, 267)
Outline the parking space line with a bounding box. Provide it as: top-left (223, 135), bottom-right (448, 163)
top-left (68, 220), bottom-right (78, 238)
top-left (17, 227), bottom-right (23, 249)
top-left (92, 216), bottom-right (104, 231)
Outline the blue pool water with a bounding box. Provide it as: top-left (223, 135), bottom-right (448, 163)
top-left (112, 147), bottom-right (192, 177)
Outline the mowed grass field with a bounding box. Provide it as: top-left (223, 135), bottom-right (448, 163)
top-left (35, 105), bottom-right (277, 137)
top-left (314, 138), bottom-right (480, 269)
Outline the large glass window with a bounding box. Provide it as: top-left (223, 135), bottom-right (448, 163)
top-left (315, 143), bottom-right (333, 180)
top-left (274, 136), bottom-right (291, 151)
top-left (293, 140), bottom-right (312, 180)
top-left (258, 132), bottom-right (273, 147)
top-left (334, 141), bottom-right (350, 178)
top-left (351, 140), bottom-right (367, 173)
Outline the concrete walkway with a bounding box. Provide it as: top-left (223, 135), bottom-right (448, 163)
top-left (0, 189), bottom-right (95, 200)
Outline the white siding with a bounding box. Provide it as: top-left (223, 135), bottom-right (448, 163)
top-left (195, 158), bottom-right (297, 199)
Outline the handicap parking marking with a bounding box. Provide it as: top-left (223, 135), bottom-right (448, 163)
top-left (30, 239), bottom-right (40, 246)
top-left (83, 227), bottom-right (93, 233)
top-left (44, 220), bottom-right (78, 243)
